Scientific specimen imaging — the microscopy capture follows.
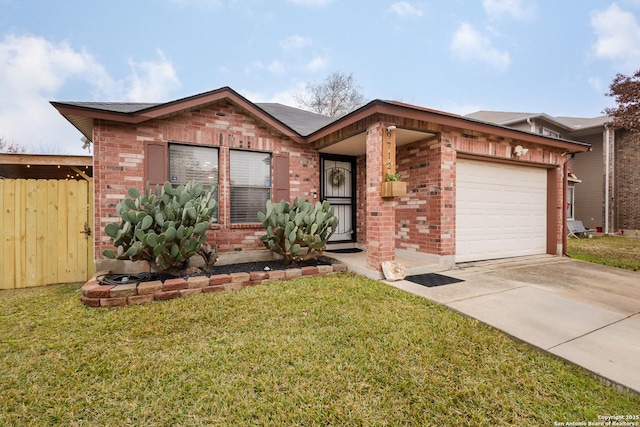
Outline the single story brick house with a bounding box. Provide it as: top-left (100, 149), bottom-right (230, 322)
top-left (52, 87), bottom-right (590, 277)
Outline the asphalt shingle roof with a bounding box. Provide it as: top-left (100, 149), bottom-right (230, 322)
top-left (58, 101), bottom-right (335, 136)
top-left (61, 102), bottom-right (160, 114)
top-left (256, 103), bottom-right (336, 136)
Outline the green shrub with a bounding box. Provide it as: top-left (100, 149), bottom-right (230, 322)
top-left (258, 198), bottom-right (339, 265)
top-left (103, 181), bottom-right (217, 276)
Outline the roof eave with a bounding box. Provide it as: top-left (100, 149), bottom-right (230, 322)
top-left (308, 100), bottom-right (590, 152)
top-left (51, 87), bottom-right (306, 144)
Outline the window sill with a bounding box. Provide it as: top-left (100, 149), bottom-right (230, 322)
top-left (230, 223), bottom-right (264, 229)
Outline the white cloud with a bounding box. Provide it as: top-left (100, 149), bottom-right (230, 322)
top-left (482, 0), bottom-right (535, 20)
top-left (303, 55), bottom-right (330, 72)
top-left (286, 0), bottom-right (332, 6)
top-left (450, 22), bottom-right (511, 71)
top-left (389, 2), bottom-right (424, 18)
top-left (240, 85), bottom-right (303, 107)
top-left (0, 34), bottom-right (181, 154)
top-left (245, 59), bottom-right (287, 76)
top-left (590, 3), bottom-right (640, 71)
top-left (0, 34), bottom-right (110, 153)
top-left (588, 76), bottom-right (605, 93)
top-left (168, 0), bottom-right (222, 8)
top-left (125, 49), bottom-right (180, 102)
top-left (280, 35), bottom-right (312, 50)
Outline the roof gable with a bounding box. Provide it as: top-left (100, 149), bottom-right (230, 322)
top-left (51, 87), bottom-right (309, 144)
top-left (256, 103), bottom-right (336, 136)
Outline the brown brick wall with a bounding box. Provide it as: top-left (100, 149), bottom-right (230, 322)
top-left (93, 102), bottom-right (319, 259)
top-left (615, 130), bottom-right (640, 229)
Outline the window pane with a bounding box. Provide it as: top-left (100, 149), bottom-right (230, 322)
top-left (169, 144), bottom-right (219, 222)
top-left (169, 144), bottom-right (219, 188)
top-left (230, 150), bottom-right (271, 223)
top-left (230, 150), bottom-right (271, 187)
top-left (230, 188), bottom-right (271, 223)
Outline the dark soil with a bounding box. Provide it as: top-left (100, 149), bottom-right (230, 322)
top-left (206, 258), bottom-right (331, 275)
top-left (97, 258), bottom-right (332, 286)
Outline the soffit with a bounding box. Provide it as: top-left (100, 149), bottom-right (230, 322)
top-left (318, 128), bottom-right (436, 156)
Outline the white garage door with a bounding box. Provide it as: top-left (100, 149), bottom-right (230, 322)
top-left (456, 159), bottom-right (547, 263)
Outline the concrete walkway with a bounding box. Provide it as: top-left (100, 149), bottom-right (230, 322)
top-left (383, 255), bottom-right (640, 394)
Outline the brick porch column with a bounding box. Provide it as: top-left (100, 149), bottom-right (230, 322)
top-left (365, 123), bottom-right (396, 271)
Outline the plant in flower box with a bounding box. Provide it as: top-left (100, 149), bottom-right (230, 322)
top-left (382, 172), bottom-right (406, 197)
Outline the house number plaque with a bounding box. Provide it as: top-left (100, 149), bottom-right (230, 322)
top-left (382, 126), bottom-right (397, 179)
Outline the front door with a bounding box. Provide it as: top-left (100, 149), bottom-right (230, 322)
top-left (320, 154), bottom-right (356, 242)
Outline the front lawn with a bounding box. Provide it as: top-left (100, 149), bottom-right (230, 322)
top-left (567, 235), bottom-right (640, 271)
top-left (1, 274), bottom-right (638, 425)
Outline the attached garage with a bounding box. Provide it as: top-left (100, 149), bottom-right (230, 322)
top-left (455, 158), bottom-right (548, 263)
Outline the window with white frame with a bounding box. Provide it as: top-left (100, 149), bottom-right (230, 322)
top-left (230, 150), bottom-right (271, 223)
top-left (169, 143), bottom-right (219, 221)
top-left (541, 127), bottom-right (560, 138)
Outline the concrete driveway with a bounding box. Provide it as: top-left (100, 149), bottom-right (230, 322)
top-left (386, 255), bottom-right (640, 394)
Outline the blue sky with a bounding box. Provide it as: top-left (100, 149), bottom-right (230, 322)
top-left (1, 0), bottom-right (639, 155)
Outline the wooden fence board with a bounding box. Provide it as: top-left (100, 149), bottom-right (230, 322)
top-left (0, 180), bottom-right (3, 287)
top-left (77, 180), bottom-right (89, 279)
top-left (66, 180), bottom-right (78, 281)
top-left (47, 180), bottom-right (59, 285)
top-left (25, 180), bottom-right (37, 287)
top-left (36, 180), bottom-right (48, 287)
top-left (16, 179), bottom-right (26, 289)
top-left (1, 181), bottom-right (16, 289)
top-left (57, 180), bottom-right (69, 283)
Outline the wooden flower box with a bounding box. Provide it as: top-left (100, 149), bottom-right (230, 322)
top-left (381, 181), bottom-right (407, 198)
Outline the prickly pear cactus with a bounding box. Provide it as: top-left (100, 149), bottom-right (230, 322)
top-left (103, 181), bottom-right (218, 276)
top-left (257, 197), bottom-right (339, 265)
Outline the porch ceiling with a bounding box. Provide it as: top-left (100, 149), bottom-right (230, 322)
top-left (318, 128), bottom-right (436, 156)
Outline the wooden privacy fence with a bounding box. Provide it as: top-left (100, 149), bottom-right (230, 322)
top-left (0, 179), bottom-right (94, 289)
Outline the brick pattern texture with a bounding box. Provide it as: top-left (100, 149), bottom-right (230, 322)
top-left (615, 130), bottom-right (640, 229)
top-left (81, 264), bottom-right (346, 308)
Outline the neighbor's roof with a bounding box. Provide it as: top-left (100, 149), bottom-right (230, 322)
top-left (466, 110), bottom-right (610, 132)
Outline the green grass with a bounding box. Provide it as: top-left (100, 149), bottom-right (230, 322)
top-left (1, 274), bottom-right (638, 426)
top-left (567, 235), bottom-right (640, 271)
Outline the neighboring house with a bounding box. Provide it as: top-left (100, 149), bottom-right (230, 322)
top-left (466, 111), bottom-right (640, 233)
top-left (52, 87), bottom-right (589, 278)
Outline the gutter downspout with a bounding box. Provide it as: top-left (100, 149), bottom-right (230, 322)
top-left (526, 117), bottom-right (535, 133)
top-left (563, 159), bottom-right (569, 257)
top-left (605, 127), bottom-right (610, 235)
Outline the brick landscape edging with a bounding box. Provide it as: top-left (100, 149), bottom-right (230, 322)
top-left (81, 263), bottom-right (349, 308)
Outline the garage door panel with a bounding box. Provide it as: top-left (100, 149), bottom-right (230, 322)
top-left (456, 159), bottom-right (547, 263)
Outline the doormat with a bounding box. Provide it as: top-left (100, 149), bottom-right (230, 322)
top-left (325, 248), bottom-right (364, 254)
top-left (405, 273), bottom-right (464, 288)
